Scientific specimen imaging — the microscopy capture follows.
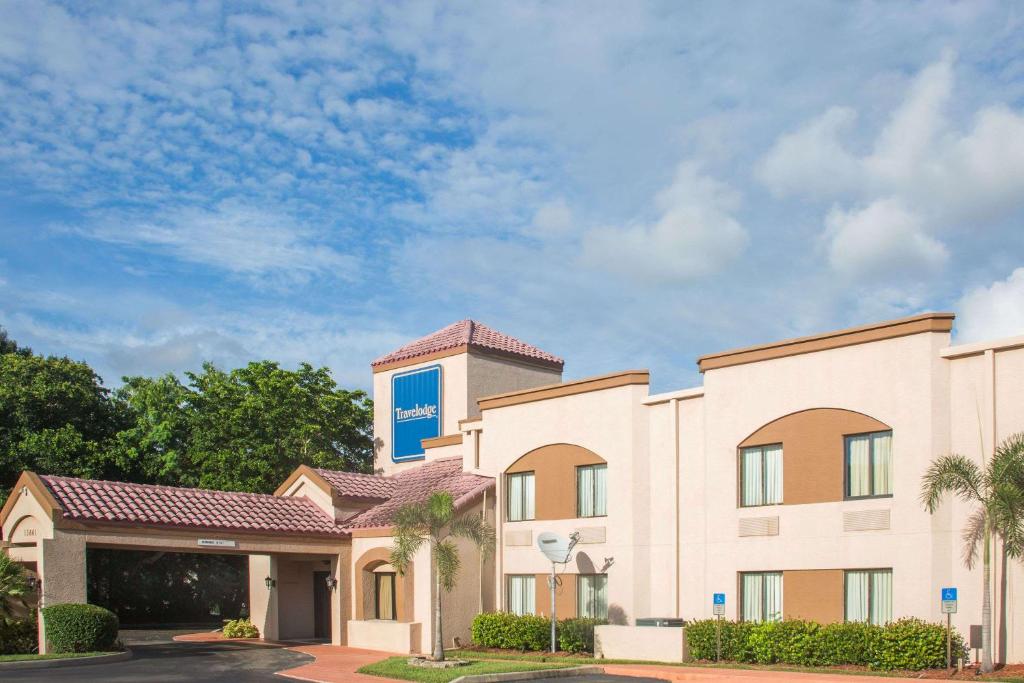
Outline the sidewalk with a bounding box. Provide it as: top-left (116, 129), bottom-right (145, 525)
top-left (605, 663), bottom-right (924, 682)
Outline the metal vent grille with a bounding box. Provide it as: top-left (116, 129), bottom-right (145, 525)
top-left (843, 509), bottom-right (891, 532)
top-left (504, 530), bottom-right (532, 546)
top-left (738, 516), bottom-right (779, 537)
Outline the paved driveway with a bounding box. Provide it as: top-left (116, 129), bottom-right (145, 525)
top-left (2, 638), bottom-right (314, 683)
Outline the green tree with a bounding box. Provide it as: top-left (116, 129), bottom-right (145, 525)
top-left (920, 433), bottom-right (1024, 673)
top-left (0, 550), bottom-right (30, 621)
top-left (0, 327), bottom-right (30, 356)
top-left (0, 353), bottom-right (127, 505)
top-left (390, 491), bottom-right (494, 661)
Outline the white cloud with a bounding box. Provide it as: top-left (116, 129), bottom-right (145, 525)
top-left (756, 106), bottom-right (860, 198)
top-left (824, 199), bottom-right (949, 280)
top-left (581, 162), bottom-right (747, 284)
top-left (956, 268), bottom-right (1024, 343)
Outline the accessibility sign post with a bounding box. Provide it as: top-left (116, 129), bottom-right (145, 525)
top-left (713, 593), bottom-right (726, 662)
top-left (941, 588), bottom-right (958, 669)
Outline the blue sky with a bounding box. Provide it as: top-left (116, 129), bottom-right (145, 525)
top-left (2, 1), bottom-right (1024, 392)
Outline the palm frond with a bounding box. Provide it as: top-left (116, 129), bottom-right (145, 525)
top-left (920, 454), bottom-right (984, 512)
top-left (449, 514), bottom-right (496, 558)
top-left (961, 507), bottom-right (987, 569)
top-left (434, 539), bottom-right (461, 591)
top-left (428, 491), bottom-right (455, 531)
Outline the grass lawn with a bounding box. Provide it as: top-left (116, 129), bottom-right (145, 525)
top-left (357, 655), bottom-right (577, 683)
top-left (0, 651), bottom-right (112, 663)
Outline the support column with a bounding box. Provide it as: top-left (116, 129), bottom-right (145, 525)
top-left (331, 546), bottom-right (351, 645)
top-left (37, 531), bottom-right (87, 654)
top-left (249, 555), bottom-right (279, 642)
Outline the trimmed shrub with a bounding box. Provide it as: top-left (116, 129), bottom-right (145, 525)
top-left (471, 612), bottom-right (552, 651)
top-left (41, 603), bottom-right (119, 653)
top-left (559, 618), bottom-right (605, 653)
top-left (684, 617), bottom-right (963, 671)
top-left (222, 618), bottom-right (260, 639)
top-left (0, 617), bottom-right (38, 655)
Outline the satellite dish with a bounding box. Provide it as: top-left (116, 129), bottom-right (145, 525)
top-left (537, 532), bottom-right (574, 564)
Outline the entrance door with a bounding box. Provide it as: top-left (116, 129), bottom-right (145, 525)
top-left (313, 571), bottom-right (331, 640)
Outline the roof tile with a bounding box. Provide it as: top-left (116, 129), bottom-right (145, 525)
top-left (371, 320), bottom-right (563, 369)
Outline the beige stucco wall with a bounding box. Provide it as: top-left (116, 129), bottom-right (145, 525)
top-left (465, 353), bottom-right (562, 419)
top-left (595, 624), bottom-right (688, 662)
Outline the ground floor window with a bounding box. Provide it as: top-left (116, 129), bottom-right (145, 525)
top-left (577, 574), bottom-right (608, 619)
top-left (740, 571), bottom-right (782, 622)
top-left (375, 572), bottom-right (396, 620)
top-left (845, 569), bottom-right (891, 625)
top-left (506, 575), bottom-right (535, 616)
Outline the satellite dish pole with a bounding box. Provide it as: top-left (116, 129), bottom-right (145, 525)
top-left (537, 531), bottom-right (580, 653)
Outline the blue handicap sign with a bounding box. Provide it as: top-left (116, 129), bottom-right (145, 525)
top-left (942, 587), bottom-right (957, 602)
top-left (713, 593), bottom-right (726, 605)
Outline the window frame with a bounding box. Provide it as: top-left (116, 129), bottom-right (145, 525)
top-left (577, 573), bottom-right (609, 620)
top-left (738, 570), bottom-right (783, 623)
top-left (506, 471), bottom-right (536, 522)
top-left (576, 463), bottom-right (608, 518)
top-left (738, 443), bottom-right (783, 508)
top-left (374, 571), bottom-right (397, 621)
top-left (505, 574), bottom-right (536, 616)
top-left (843, 430), bottom-right (894, 500)
top-left (843, 568), bottom-right (892, 625)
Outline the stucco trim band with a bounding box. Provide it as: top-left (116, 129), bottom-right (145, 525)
top-left (422, 434), bottom-right (464, 449)
top-left (478, 370), bottom-right (650, 411)
top-left (697, 312), bottom-right (955, 372)
top-left (273, 465), bottom-right (335, 498)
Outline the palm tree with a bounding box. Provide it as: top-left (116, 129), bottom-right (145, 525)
top-left (920, 433), bottom-right (1024, 673)
top-left (0, 550), bottom-right (30, 622)
top-left (390, 491), bottom-right (495, 661)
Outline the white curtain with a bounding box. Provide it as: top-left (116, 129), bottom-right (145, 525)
top-left (578, 466), bottom-right (594, 517)
top-left (847, 436), bottom-right (871, 497)
top-left (742, 573), bottom-right (763, 621)
top-left (509, 474), bottom-right (524, 521)
top-left (742, 448), bottom-right (763, 506)
top-left (578, 575), bottom-right (608, 619)
top-left (763, 446), bottom-right (783, 505)
top-left (845, 571), bottom-right (869, 622)
top-left (872, 433), bottom-right (893, 496)
top-left (594, 465), bottom-right (607, 516)
top-left (524, 473), bottom-right (535, 519)
top-left (870, 570), bottom-right (892, 625)
top-left (764, 572), bottom-right (783, 622)
top-left (508, 575), bottom-right (535, 615)
top-left (377, 574), bottom-right (395, 620)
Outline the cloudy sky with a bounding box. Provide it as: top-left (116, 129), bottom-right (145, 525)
top-left (1, 1), bottom-right (1023, 392)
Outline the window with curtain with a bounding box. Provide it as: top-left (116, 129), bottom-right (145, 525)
top-left (375, 572), bottom-right (396, 620)
top-left (740, 444), bottom-right (783, 507)
top-left (577, 574), bottom-right (608, 619)
top-left (845, 569), bottom-right (892, 624)
top-left (740, 571), bottom-right (783, 622)
top-left (507, 472), bottom-right (535, 521)
top-left (506, 575), bottom-right (535, 616)
top-left (845, 431), bottom-right (893, 498)
top-left (577, 464), bottom-right (608, 517)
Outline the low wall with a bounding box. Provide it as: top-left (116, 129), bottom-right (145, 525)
top-left (347, 619), bottom-right (422, 654)
top-left (594, 625), bottom-right (688, 663)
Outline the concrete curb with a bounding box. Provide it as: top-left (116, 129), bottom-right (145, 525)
top-left (0, 649), bottom-right (133, 670)
top-left (451, 665), bottom-right (605, 683)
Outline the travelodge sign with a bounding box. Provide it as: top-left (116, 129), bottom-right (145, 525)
top-left (391, 365), bottom-right (442, 462)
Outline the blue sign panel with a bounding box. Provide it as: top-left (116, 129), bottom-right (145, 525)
top-left (713, 593), bottom-right (726, 605)
top-left (392, 365), bottom-right (442, 462)
top-left (942, 587), bottom-right (957, 602)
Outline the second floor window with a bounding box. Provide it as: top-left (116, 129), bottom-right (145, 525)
top-left (740, 444), bottom-right (783, 506)
top-left (846, 431), bottom-right (893, 498)
top-left (507, 471), bottom-right (535, 521)
top-left (577, 464), bottom-right (607, 517)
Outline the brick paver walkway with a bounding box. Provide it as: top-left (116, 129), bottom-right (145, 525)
top-left (277, 645), bottom-right (396, 683)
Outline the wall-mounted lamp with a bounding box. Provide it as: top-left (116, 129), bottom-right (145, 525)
top-left (324, 576), bottom-right (338, 591)
top-left (264, 576), bottom-right (276, 590)
top-left (26, 576), bottom-right (40, 592)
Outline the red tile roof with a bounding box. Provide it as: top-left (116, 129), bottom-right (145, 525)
top-left (313, 468), bottom-right (396, 502)
top-left (339, 457), bottom-right (494, 530)
top-left (371, 319), bottom-right (563, 370)
top-left (41, 475), bottom-right (347, 537)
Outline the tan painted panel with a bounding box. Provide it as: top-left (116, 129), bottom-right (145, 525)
top-left (739, 408), bottom-right (891, 505)
top-left (783, 569), bottom-right (844, 623)
top-left (534, 572), bottom-right (576, 619)
top-left (506, 444), bottom-right (606, 520)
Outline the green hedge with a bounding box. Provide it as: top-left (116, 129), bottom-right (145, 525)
top-left (686, 618), bottom-right (964, 670)
top-left (222, 617), bottom-right (259, 639)
top-left (558, 618), bottom-right (606, 653)
top-left (472, 612), bottom-right (551, 651)
top-left (0, 617), bottom-right (38, 655)
top-left (41, 603), bottom-right (119, 653)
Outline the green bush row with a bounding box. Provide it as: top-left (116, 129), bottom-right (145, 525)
top-left (470, 612), bottom-right (606, 653)
top-left (0, 617), bottom-right (38, 655)
top-left (685, 618), bottom-right (965, 670)
top-left (41, 603), bottom-right (119, 654)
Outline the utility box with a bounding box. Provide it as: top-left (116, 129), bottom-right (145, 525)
top-left (636, 618), bottom-right (686, 627)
